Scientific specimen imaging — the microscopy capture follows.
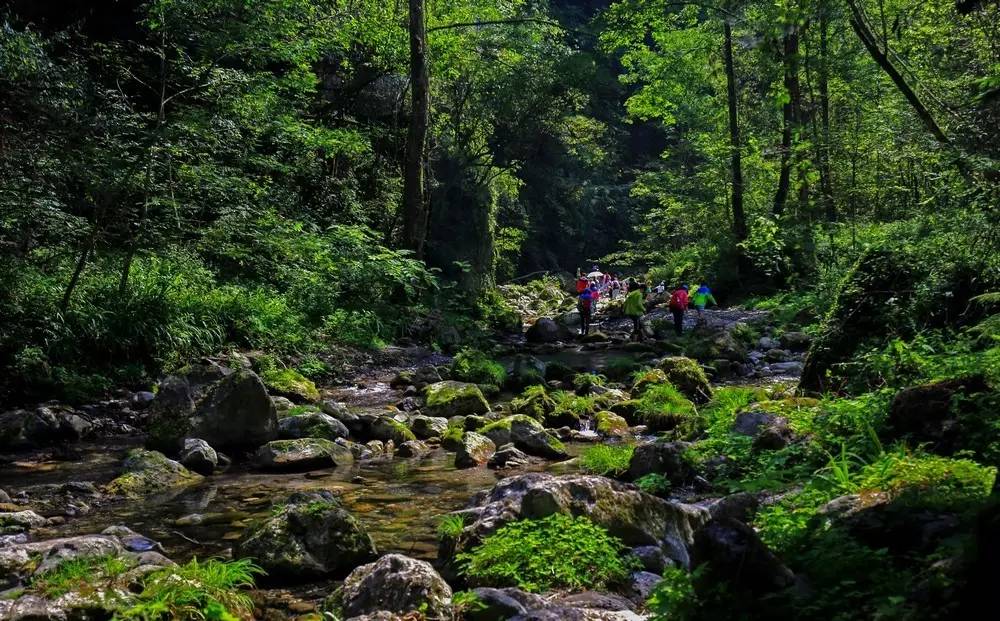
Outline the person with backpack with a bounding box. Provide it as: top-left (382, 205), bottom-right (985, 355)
top-left (576, 273), bottom-right (590, 295)
top-left (668, 285), bottom-right (690, 336)
top-left (578, 286), bottom-right (594, 336)
top-left (588, 282), bottom-right (601, 314)
top-left (691, 283), bottom-right (718, 325)
top-left (623, 282), bottom-right (648, 342)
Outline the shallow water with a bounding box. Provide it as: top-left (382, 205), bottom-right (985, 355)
top-left (1, 441), bottom-right (590, 564)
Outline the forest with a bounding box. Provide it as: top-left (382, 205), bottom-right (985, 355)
top-left (0, 0), bottom-right (998, 619)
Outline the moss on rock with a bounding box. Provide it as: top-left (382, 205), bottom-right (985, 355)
top-left (262, 368), bottom-right (321, 403)
top-left (424, 381), bottom-right (490, 417)
top-left (104, 449), bottom-right (203, 498)
top-left (658, 356), bottom-right (713, 404)
top-left (594, 411), bottom-right (630, 437)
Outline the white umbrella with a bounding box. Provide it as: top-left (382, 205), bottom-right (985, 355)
top-left (586, 271), bottom-right (603, 279)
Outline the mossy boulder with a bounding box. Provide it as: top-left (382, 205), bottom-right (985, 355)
top-left (254, 438), bottom-right (354, 471)
top-left (631, 369), bottom-right (670, 396)
top-left (410, 415), bottom-right (450, 439)
top-left (441, 423), bottom-right (465, 451)
top-left (278, 412), bottom-right (349, 441)
top-left (326, 554), bottom-right (453, 620)
top-left (104, 449), bottom-right (203, 498)
top-left (423, 381), bottom-right (490, 418)
top-left (235, 491), bottom-right (376, 580)
top-left (369, 416), bottom-right (417, 444)
top-left (594, 411), bottom-right (629, 437)
top-left (658, 357), bottom-right (713, 404)
top-left (262, 368), bottom-right (320, 403)
top-left (455, 432), bottom-right (496, 468)
top-left (480, 415), bottom-right (567, 460)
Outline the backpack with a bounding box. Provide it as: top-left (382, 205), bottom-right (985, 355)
top-left (576, 278), bottom-right (589, 293)
top-left (578, 291), bottom-right (593, 311)
top-left (669, 289), bottom-right (688, 311)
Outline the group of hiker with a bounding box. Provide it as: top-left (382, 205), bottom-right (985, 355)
top-left (575, 266), bottom-right (717, 341)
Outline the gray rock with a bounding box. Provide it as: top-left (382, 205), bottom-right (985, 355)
top-left (488, 444), bottom-right (530, 469)
top-left (423, 381), bottom-right (490, 418)
top-left (410, 415), bottom-right (449, 439)
top-left (279, 412), bottom-right (349, 441)
top-left (0, 534), bottom-right (124, 587)
top-left (767, 361), bottom-right (804, 376)
top-left (627, 571), bottom-right (662, 602)
top-left (0, 510), bottom-right (47, 533)
top-left (692, 517), bottom-right (796, 596)
top-left (467, 587), bottom-right (549, 621)
top-left (765, 348), bottom-right (791, 362)
top-left (0, 406), bottom-right (92, 450)
top-left (626, 441), bottom-right (695, 485)
top-left (147, 368), bottom-right (277, 451)
top-left (630, 546), bottom-right (670, 573)
top-left (455, 432), bottom-right (496, 468)
top-left (526, 318), bottom-right (572, 343)
top-left (758, 336), bottom-right (780, 350)
top-left (321, 399), bottom-right (354, 420)
top-left (178, 438), bottom-right (218, 476)
top-left (254, 438), bottom-right (354, 471)
top-left (370, 416), bottom-right (417, 444)
top-left (272, 396), bottom-right (296, 412)
top-left (732, 411), bottom-right (780, 436)
top-left (0, 488), bottom-right (10, 504)
top-left (481, 416), bottom-right (567, 460)
top-left (456, 473), bottom-right (709, 568)
top-left (753, 421), bottom-right (794, 450)
top-left (329, 554), bottom-right (452, 620)
top-left (706, 492), bottom-right (759, 523)
top-left (235, 491), bottom-right (376, 579)
top-left (779, 331), bottom-right (811, 351)
top-left (396, 440), bottom-right (430, 458)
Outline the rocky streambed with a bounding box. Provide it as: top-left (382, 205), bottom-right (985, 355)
top-left (0, 307), bottom-right (808, 620)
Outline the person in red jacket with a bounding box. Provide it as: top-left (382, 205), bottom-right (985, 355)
top-left (668, 285), bottom-right (689, 336)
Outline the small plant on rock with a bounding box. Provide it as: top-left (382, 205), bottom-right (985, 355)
top-left (451, 348), bottom-right (507, 388)
top-left (580, 443), bottom-right (635, 476)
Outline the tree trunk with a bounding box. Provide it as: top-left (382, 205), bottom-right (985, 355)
top-left (845, 0), bottom-right (951, 147)
top-left (724, 20), bottom-right (746, 245)
top-left (402, 0), bottom-right (430, 258)
top-left (818, 9), bottom-right (835, 221)
top-left (774, 26), bottom-right (801, 217)
top-left (62, 231), bottom-right (95, 311)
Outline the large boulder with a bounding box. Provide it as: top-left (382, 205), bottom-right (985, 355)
top-left (103, 449), bottom-right (203, 498)
top-left (594, 411), bottom-right (629, 437)
top-left (526, 318), bottom-right (572, 343)
top-left (692, 517), bottom-right (796, 597)
top-left (147, 367), bottom-right (277, 452)
top-left (508, 354), bottom-right (547, 389)
top-left (254, 438), bottom-right (354, 471)
top-left (779, 331), bottom-right (812, 351)
top-left (278, 412), bottom-right (349, 441)
top-left (454, 473), bottom-right (709, 568)
top-left (0, 406), bottom-right (92, 451)
top-left (626, 441), bottom-right (695, 486)
top-left (410, 415), bottom-right (449, 439)
top-left (657, 357), bottom-right (713, 404)
top-left (234, 491), bottom-right (376, 579)
top-left (327, 554), bottom-right (453, 620)
top-left (479, 416), bottom-right (567, 460)
top-left (455, 432), bottom-right (496, 468)
top-left (817, 493), bottom-right (961, 556)
top-left (424, 381), bottom-right (490, 418)
top-left (884, 376), bottom-right (991, 454)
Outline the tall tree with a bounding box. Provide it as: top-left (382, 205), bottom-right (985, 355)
top-left (402, 0), bottom-right (431, 257)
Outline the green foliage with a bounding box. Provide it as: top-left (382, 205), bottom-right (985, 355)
top-left (456, 514), bottom-right (636, 592)
top-left (646, 566), bottom-right (700, 621)
top-left (634, 384), bottom-right (698, 433)
top-left (580, 444), bottom-right (635, 476)
top-left (635, 473), bottom-right (672, 497)
top-left (451, 349), bottom-right (507, 388)
top-left (437, 514), bottom-right (466, 541)
top-left (572, 372), bottom-right (607, 394)
top-left (31, 555), bottom-right (132, 599)
top-left (603, 356), bottom-right (645, 381)
top-left (509, 384), bottom-right (556, 421)
top-left (118, 558), bottom-right (262, 620)
top-left (261, 367), bottom-right (320, 402)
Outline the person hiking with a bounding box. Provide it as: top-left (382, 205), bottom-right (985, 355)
top-left (588, 283), bottom-right (601, 314)
top-left (668, 285), bottom-right (690, 336)
top-left (624, 282), bottom-right (647, 342)
top-left (691, 283), bottom-right (717, 325)
top-left (578, 286), bottom-right (594, 336)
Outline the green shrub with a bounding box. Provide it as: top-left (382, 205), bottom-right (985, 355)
top-left (509, 384), bottom-right (556, 420)
top-left (646, 566), bottom-right (700, 620)
top-left (457, 514), bottom-right (635, 592)
top-left (31, 555), bottom-right (132, 598)
top-left (437, 514), bottom-right (466, 540)
top-left (580, 444), bottom-right (635, 476)
top-left (118, 558), bottom-right (262, 620)
top-left (573, 372), bottom-right (606, 394)
top-left (636, 473), bottom-right (672, 496)
top-left (635, 384), bottom-right (698, 433)
top-left (451, 348), bottom-right (507, 387)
